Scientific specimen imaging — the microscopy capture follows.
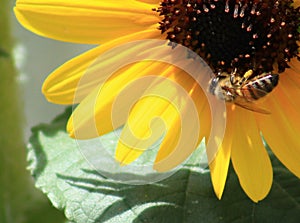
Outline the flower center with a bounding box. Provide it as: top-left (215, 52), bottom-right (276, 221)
top-left (155, 0), bottom-right (300, 76)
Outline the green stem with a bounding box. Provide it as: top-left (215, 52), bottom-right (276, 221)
top-left (0, 1), bottom-right (32, 222)
top-left (0, 1), bottom-right (65, 223)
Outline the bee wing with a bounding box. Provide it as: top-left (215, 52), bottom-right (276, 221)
top-left (233, 95), bottom-right (271, 114)
top-left (225, 73), bottom-right (278, 114)
top-left (236, 82), bottom-right (271, 114)
top-left (240, 85), bottom-right (269, 101)
top-left (241, 73), bottom-right (279, 101)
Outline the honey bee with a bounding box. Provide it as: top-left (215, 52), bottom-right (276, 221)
top-left (209, 69), bottom-right (279, 114)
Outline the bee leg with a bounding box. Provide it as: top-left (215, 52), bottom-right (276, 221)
top-left (238, 69), bottom-right (253, 85)
top-left (230, 68), bottom-right (240, 85)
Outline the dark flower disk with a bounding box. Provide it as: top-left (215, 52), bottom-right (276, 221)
top-left (156, 0), bottom-right (300, 77)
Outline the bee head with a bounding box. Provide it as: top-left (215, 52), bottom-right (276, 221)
top-left (208, 76), bottom-right (220, 95)
top-left (208, 75), bottom-right (233, 100)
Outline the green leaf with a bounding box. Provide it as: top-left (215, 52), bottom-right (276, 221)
top-left (28, 108), bottom-right (300, 223)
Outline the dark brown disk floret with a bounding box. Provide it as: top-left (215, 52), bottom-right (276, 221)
top-left (155, 0), bottom-right (300, 76)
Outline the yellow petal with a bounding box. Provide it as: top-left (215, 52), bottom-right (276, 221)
top-left (115, 95), bottom-right (178, 165)
top-left (289, 58), bottom-right (300, 75)
top-left (67, 61), bottom-right (172, 138)
top-left (115, 67), bottom-right (210, 169)
top-left (114, 68), bottom-right (185, 165)
top-left (42, 46), bottom-right (102, 104)
top-left (154, 73), bottom-right (211, 171)
top-left (138, 0), bottom-right (160, 3)
top-left (43, 29), bottom-right (165, 104)
top-left (231, 107), bottom-right (272, 202)
top-left (257, 73), bottom-right (300, 178)
top-left (152, 105), bottom-right (209, 172)
top-left (278, 69), bottom-right (300, 109)
top-left (14, 0), bottom-right (160, 44)
top-left (209, 104), bottom-right (233, 199)
top-left (115, 70), bottom-right (180, 164)
top-left (293, 0), bottom-right (300, 7)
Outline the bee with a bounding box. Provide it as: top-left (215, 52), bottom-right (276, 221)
top-left (209, 69), bottom-right (279, 114)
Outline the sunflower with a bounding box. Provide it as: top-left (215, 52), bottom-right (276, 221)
top-left (14, 0), bottom-right (300, 202)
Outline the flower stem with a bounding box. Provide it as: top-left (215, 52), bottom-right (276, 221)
top-left (0, 1), bottom-right (65, 223)
top-left (0, 1), bottom-right (31, 222)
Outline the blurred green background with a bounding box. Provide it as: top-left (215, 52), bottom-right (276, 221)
top-left (1, 0), bottom-right (92, 222)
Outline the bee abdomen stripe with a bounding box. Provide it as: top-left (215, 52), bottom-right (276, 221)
top-left (248, 86), bottom-right (260, 100)
top-left (262, 79), bottom-right (274, 92)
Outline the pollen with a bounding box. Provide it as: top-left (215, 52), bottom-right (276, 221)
top-left (156, 0), bottom-right (300, 76)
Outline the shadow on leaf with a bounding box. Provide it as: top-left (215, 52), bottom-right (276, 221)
top-left (30, 107), bottom-right (300, 223)
top-left (56, 167), bottom-right (255, 223)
